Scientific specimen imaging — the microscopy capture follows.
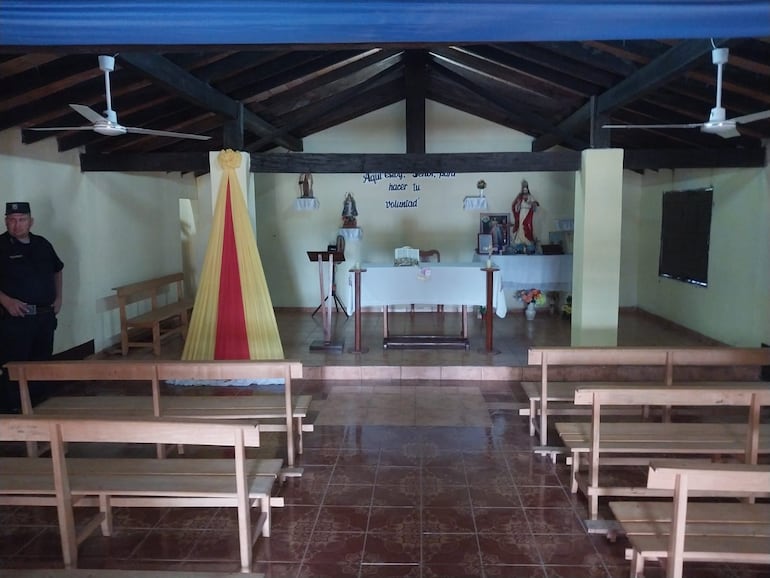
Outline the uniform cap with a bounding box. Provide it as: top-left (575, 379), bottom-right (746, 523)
top-left (5, 202), bottom-right (31, 215)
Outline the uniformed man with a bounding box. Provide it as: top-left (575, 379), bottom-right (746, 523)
top-left (0, 201), bottom-right (64, 413)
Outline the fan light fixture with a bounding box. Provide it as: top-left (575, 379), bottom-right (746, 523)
top-left (27, 55), bottom-right (211, 141)
top-left (602, 47), bottom-right (770, 139)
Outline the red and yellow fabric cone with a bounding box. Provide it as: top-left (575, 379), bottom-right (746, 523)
top-left (182, 150), bottom-right (284, 360)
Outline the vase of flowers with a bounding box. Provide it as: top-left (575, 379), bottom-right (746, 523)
top-left (514, 288), bottom-right (546, 320)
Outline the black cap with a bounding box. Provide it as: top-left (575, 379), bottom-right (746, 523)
top-left (5, 202), bottom-right (31, 215)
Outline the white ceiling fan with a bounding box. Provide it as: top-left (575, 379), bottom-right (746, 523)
top-left (603, 47), bottom-right (770, 139)
top-left (28, 55), bottom-right (211, 141)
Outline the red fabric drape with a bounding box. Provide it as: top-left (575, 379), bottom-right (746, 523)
top-left (214, 182), bottom-right (249, 359)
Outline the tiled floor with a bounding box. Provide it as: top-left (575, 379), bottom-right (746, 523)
top-left (3, 310), bottom-right (765, 577)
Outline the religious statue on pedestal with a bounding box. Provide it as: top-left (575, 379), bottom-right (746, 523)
top-left (511, 179), bottom-right (539, 254)
top-left (341, 192), bottom-right (358, 228)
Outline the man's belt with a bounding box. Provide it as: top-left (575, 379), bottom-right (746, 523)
top-left (0, 304), bottom-right (55, 317)
top-left (27, 304), bottom-right (55, 315)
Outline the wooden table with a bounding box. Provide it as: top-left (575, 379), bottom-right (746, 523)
top-left (347, 263), bottom-right (505, 352)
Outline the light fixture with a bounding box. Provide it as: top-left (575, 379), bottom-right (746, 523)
top-left (463, 178), bottom-right (489, 210)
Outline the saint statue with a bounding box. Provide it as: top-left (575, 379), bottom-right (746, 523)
top-left (341, 193), bottom-right (358, 228)
top-left (511, 179), bottom-right (539, 254)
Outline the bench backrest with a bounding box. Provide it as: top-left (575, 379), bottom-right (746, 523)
top-left (529, 346), bottom-right (770, 385)
top-left (646, 459), bottom-right (770, 493)
top-left (645, 459), bottom-right (770, 578)
top-left (113, 272), bottom-right (185, 300)
top-left (5, 359), bottom-right (303, 383)
top-left (0, 415), bottom-right (261, 447)
top-left (154, 360), bottom-right (303, 380)
top-left (573, 386), bottom-right (770, 407)
top-left (528, 347), bottom-right (671, 366)
top-left (4, 359), bottom-right (303, 423)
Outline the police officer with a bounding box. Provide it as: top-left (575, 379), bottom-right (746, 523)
top-left (0, 202), bottom-right (64, 413)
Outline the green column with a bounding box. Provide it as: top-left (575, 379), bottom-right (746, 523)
top-left (572, 149), bottom-right (624, 346)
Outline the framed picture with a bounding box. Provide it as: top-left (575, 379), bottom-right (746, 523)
top-left (477, 233), bottom-right (493, 254)
top-left (479, 213), bottom-right (510, 251)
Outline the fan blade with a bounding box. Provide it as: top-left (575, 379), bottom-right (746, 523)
top-left (602, 122), bottom-right (704, 130)
top-left (70, 104), bottom-right (107, 124)
top-left (730, 110), bottom-right (770, 125)
top-left (124, 126), bottom-right (211, 140)
top-left (26, 126), bottom-right (96, 132)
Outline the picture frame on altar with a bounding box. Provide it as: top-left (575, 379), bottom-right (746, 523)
top-left (479, 213), bottom-right (510, 251)
top-left (477, 233), bottom-right (493, 254)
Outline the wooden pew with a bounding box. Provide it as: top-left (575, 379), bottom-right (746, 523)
top-left (113, 273), bottom-right (194, 356)
top-left (6, 359), bottom-right (310, 468)
top-left (610, 460), bottom-right (770, 578)
top-left (556, 385), bottom-right (770, 525)
top-left (0, 415), bottom-right (283, 573)
top-left (524, 346), bottom-right (770, 449)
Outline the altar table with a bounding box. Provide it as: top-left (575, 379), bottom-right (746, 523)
top-left (347, 263), bottom-right (506, 350)
top-left (471, 253), bottom-right (573, 291)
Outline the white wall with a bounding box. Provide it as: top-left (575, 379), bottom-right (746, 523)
top-left (254, 101), bottom-right (578, 309)
top-left (635, 164), bottom-right (769, 346)
top-left (0, 130), bottom-right (196, 354)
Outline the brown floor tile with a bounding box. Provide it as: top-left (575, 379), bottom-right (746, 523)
top-left (478, 534), bottom-right (542, 565)
top-left (361, 533), bottom-right (420, 564)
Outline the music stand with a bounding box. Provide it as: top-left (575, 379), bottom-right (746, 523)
top-left (307, 250), bottom-right (345, 352)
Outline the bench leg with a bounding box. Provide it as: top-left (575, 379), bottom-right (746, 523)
top-left (260, 496), bottom-right (271, 537)
top-left (121, 327), bottom-right (129, 356)
top-left (152, 323), bottom-right (161, 356)
top-left (630, 549), bottom-right (644, 578)
top-left (570, 451), bottom-right (579, 494)
top-left (99, 494), bottom-right (113, 536)
top-left (589, 493), bottom-right (599, 521)
top-left (296, 417), bottom-right (304, 455)
top-left (529, 400), bottom-right (537, 437)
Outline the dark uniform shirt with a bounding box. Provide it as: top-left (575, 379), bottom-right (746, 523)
top-left (0, 231), bottom-right (64, 307)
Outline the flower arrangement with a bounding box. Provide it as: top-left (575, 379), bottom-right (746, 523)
top-left (476, 179), bottom-right (487, 198)
top-left (514, 288), bottom-right (546, 306)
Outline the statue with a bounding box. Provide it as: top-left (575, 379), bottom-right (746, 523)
top-left (298, 172), bottom-right (314, 198)
top-left (341, 193), bottom-right (358, 228)
top-left (511, 179), bottom-right (539, 254)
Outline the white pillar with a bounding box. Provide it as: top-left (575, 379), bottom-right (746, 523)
top-left (572, 149), bottom-right (624, 346)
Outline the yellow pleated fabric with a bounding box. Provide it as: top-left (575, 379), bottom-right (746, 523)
top-left (182, 150), bottom-right (284, 360)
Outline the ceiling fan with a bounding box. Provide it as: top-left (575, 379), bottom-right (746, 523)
top-left (27, 55), bottom-right (211, 141)
top-left (603, 47), bottom-right (770, 139)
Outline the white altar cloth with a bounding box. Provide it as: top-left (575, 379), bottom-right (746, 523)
top-left (471, 254), bottom-right (573, 292)
top-left (347, 263), bottom-right (507, 318)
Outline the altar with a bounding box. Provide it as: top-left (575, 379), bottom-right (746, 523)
top-left (471, 253), bottom-right (573, 291)
top-left (346, 263), bottom-right (506, 350)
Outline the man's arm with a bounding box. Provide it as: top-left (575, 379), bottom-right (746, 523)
top-left (53, 270), bottom-right (63, 314)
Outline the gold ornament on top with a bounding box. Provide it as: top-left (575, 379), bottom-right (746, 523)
top-left (218, 149), bottom-right (242, 170)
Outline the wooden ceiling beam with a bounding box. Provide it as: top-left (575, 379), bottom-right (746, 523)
top-left (118, 52), bottom-right (302, 151)
top-left (78, 148), bottom-right (764, 174)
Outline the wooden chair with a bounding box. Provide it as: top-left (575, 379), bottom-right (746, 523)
top-left (411, 249), bottom-right (443, 313)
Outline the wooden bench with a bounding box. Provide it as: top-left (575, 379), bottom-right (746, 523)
top-left (0, 415), bottom-right (284, 573)
top-left (610, 460), bottom-right (770, 578)
top-left (555, 385), bottom-right (770, 524)
top-left (114, 273), bottom-right (194, 356)
top-left (524, 346), bottom-right (770, 448)
top-left (6, 359), bottom-right (310, 468)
